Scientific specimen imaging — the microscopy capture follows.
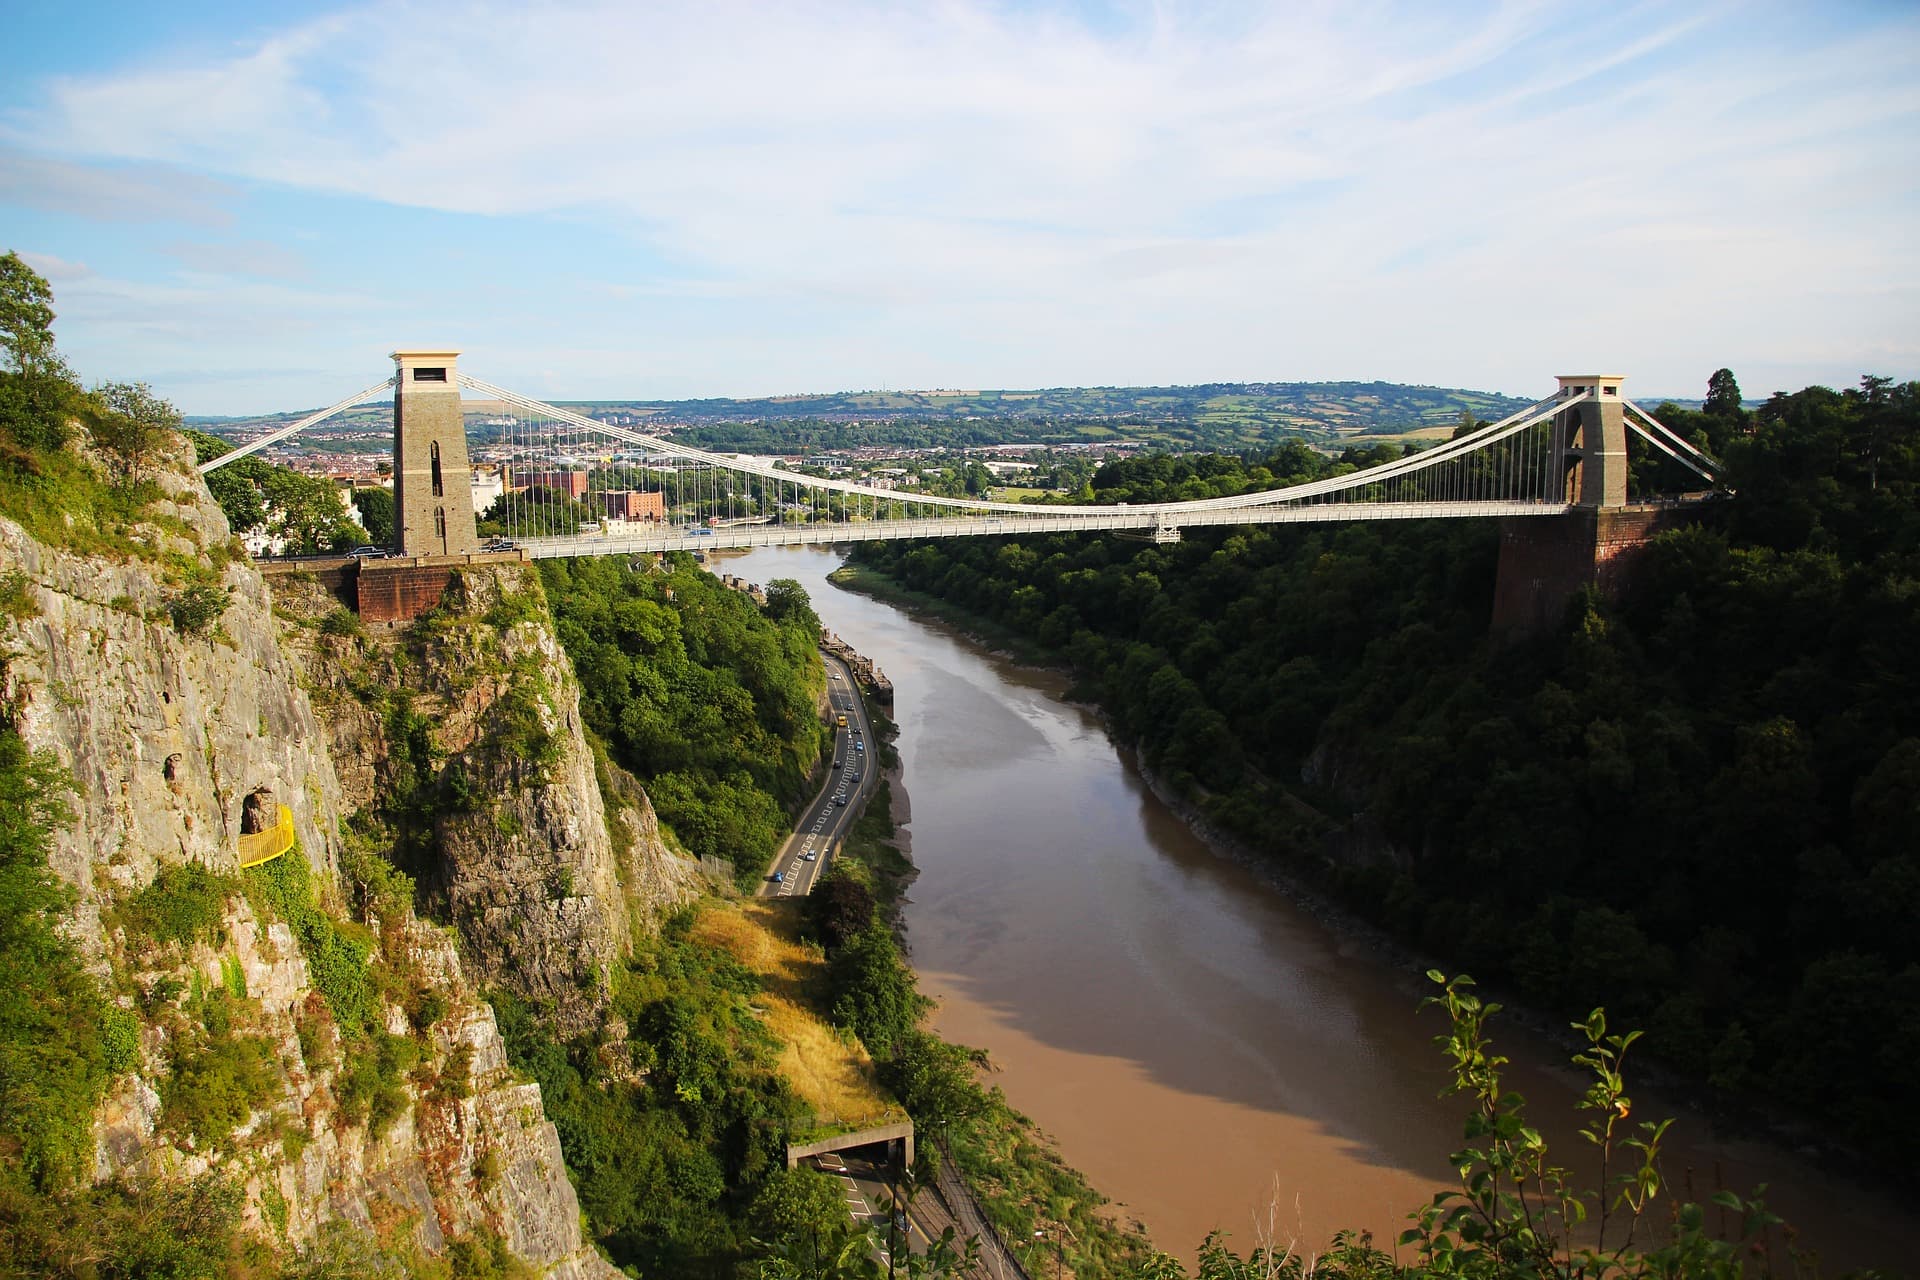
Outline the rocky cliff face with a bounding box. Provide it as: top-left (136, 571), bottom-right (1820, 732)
top-left (273, 561), bottom-right (701, 1037)
top-left (0, 448), bottom-right (345, 945)
top-left (0, 436), bottom-right (660, 1274)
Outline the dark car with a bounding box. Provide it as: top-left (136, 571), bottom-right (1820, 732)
top-left (349, 545), bottom-right (389, 559)
top-left (483, 537), bottom-right (517, 552)
top-left (833, 796), bottom-right (848, 806)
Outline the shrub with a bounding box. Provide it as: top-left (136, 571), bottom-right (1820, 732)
top-left (167, 584), bottom-right (228, 637)
top-left (160, 1017), bottom-right (280, 1149)
top-left (319, 607), bottom-right (361, 637)
top-left (0, 569), bottom-right (35, 620)
top-left (247, 851), bottom-right (373, 1035)
top-left (119, 861), bottom-right (233, 947)
top-left (101, 1006), bottom-right (141, 1074)
top-left (335, 1031), bottom-right (418, 1137)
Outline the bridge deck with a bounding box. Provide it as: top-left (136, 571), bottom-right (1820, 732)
top-left (520, 500), bottom-right (1576, 559)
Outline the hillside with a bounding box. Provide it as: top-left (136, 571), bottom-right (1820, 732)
top-left (189, 379), bottom-right (1537, 459)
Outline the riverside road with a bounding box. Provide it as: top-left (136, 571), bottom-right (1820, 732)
top-left (757, 652), bottom-right (877, 898)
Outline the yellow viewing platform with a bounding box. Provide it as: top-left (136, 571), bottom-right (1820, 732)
top-left (237, 804), bottom-right (296, 868)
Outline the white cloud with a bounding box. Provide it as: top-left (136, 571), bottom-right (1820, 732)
top-left (6, 0), bottom-right (1917, 405)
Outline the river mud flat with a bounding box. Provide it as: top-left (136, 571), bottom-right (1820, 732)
top-left (722, 544), bottom-right (1916, 1275)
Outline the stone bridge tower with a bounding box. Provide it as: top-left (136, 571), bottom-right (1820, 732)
top-left (1551, 374), bottom-right (1629, 508)
top-left (391, 349), bottom-right (480, 557)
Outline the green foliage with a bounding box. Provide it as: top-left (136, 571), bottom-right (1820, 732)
top-left (354, 482), bottom-right (394, 546)
top-left (483, 587), bottom-right (543, 628)
top-left (159, 996), bottom-right (280, 1150)
top-left (101, 1004), bottom-right (141, 1074)
top-left (0, 568), bottom-right (35, 620)
top-left (827, 918), bottom-right (929, 1061)
top-left (86, 380), bottom-right (181, 490)
top-left (0, 721), bottom-right (114, 1193)
top-left (119, 860), bottom-right (234, 947)
top-left (186, 427), bottom-right (366, 552)
top-left (246, 849), bottom-right (374, 1036)
top-left (539, 554), bottom-right (828, 879)
top-left (748, 1166), bottom-right (852, 1251)
top-left (167, 583), bottom-right (229, 636)
top-left (319, 606), bottom-right (362, 636)
top-left (0, 1172), bottom-right (262, 1279)
top-left (335, 1030), bottom-right (419, 1137)
top-left (0, 250), bottom-right (74, 455)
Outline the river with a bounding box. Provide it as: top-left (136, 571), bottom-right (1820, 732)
top-left (723, 544), bottom-right (1912, 1274)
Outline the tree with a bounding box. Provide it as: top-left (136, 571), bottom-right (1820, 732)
top-left (885, 1031), bottom-right (986, 1128)
top-left (748, 1167), bottom-right (856, 1254)
top-left (0, 251), bottom-right (58, 376)
top-left (354, 484), bottom-right (395, 546)
top-left (0, 251), bottom-right (75, 453)
top-left (1704, 367), bottom-right (1743, 420)
top-left (808, 874), bottom-right (876, 952)
top-left (87, 381), bottom-right (180, 490)
top-left (764, 577), bottom-right (820, 634)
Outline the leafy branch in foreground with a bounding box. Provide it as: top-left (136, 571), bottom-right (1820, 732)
top-left (1401, 971), bottom-right (1817, 1279)
top-left (1173, 974), bottom-right (1846, 1280)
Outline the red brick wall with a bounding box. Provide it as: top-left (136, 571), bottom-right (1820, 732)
top-left (1491, 507), bottom-right (1696, 639)
top-left (356, 562), bottom-right (456, 624)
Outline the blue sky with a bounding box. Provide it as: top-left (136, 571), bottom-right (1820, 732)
top-left (2, 0), bottom-right (1915, 415)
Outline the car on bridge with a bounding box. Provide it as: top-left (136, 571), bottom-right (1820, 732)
top-left (350, 545), bottom-right (389, 559)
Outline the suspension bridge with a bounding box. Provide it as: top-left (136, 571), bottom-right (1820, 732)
top-left (203, 351), bottom-right (1720, 570)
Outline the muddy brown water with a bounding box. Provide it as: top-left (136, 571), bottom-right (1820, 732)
top-left (724, 545), bottom-right (1914, 1273)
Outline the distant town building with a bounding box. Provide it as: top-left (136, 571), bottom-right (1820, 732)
top-left (598, 489), bottom-right (666, 522)
top-left (512, 468), bottom-right (589, 499)
top-left (471, 465), bottom-right (504, 514)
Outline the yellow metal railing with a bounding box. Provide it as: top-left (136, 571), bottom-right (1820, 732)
top-left (237, 804), bottom-right (295, 868)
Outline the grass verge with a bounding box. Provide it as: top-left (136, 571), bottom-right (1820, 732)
top-left (690, 898), bottom-right (903, 1141)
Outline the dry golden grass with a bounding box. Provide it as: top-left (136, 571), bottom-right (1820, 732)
top-left (691, 899), bottom-right (901, 1133)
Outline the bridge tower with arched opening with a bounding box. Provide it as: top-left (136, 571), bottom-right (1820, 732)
top-left (392, 349), bottom-right (480, 557)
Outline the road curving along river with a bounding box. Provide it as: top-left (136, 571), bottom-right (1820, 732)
top-left (723, 544), bottom-right (1912, 1273)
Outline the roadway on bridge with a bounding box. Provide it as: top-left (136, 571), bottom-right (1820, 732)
top-left (757, 652), bottom-right (876, 898)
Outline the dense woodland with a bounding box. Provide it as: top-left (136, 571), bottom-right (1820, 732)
top-left (852, 373), bottom-right (1920, 1168)
top-left (538, 556), bottom-right (829, 886)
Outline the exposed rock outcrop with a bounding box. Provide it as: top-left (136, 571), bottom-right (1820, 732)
top-left (271, 555), bottom-right (701, 1037)
top-left (0, 437), bottom-right (628, 1274)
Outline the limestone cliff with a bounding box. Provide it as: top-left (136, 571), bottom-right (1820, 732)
top-left (272, 561), bottom-right (701, 1036)
top-left (0, 435), bottom-right (628, 1274)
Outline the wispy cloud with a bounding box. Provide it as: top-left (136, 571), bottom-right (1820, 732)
top-left (3, 0), bottom-right (1916, 409)
top-left (0, 146), bottom-right (234, 226)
